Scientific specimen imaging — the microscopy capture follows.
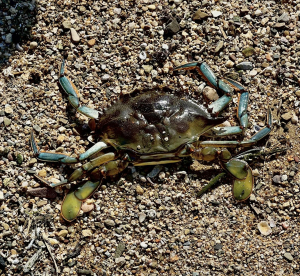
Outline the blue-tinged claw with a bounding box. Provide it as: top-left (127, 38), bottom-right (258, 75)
top-left (30, 131), bottom-right (39, 155)
top-left (50, 179), bottom-right (68, 188)
top-left (59, 76), bottom-right (79, 98)
top-left (174, 62), bottom-right (198, 71)
top-left (68, 95), bottom-right (80, 108)
top-left (218, 79), bottom-right (233, 95)
top-left (37, 152), bottom-right (78, 163)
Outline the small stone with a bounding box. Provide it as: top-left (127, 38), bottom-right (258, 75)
top-left (37, 200), bottom-right (48, 207)
top-left (33, 125), bottom-right (41, 132)
top-left (136, 185), bottom-right (144, 195)
top-left (57, 230), bottom-right (68, 238)
top-left (169, 253), bottom-right (179, 262)
top-left (104, 219), bottom-right (115, 228)
top-left (4, 104), bottom-right (13, 114)
top-left (3, 118), bottom-right (11, 126)
top-left (274, 22), bottom-right (285, 29)
top-left (57, 135), bottom-right (65, 144)
top-left (192, 10), bottom-right (209, 21)
top-left (148, 4), bottom-right (156, 10)
top-left (82, 229), bottom-right (93, 237)
top-left (257, 221), bottom-right (272, 236)
top-left (291, 115), bottom-right (298, 124)
top-left (139, 212), bottom-right (146, 223)
top-left (295, 90), bottom-right (300, 98)
top-left (282, 221), bottom-right (289, 229)
top-left (214, 243), bottom-right (223, 250)
top-left (225, 60), bottom-right (234, 68)
top-left (30, 42), bottom-right (38, 50)
top-left (115, 242), bottom-right (126, 258)
top-left (249, 69), bottom-right (257, 76)
top-left (2, 223), bottom-right (9, 231)
top-left (236, 61), bottom-right (253, 70)
top-left (62, 21), bottom-right (72, 29)
top-left (278, 12), bottom-right (289, 22)
top-left (203, 86), bottom-right (219, 101)
top-left (242, 47), bottom-right (255, 57)
top-left (211, 10), bottom-right (222, 17)
top-left (48, 238), bottom-right (59, 245)
top-left (16, 154), bottom-right (23, 165)
top-left (254, 9), bottom-right (262, 16)
top-left (266, 53), bottom-right (273, 62)
top-left (38, 169), bottom-right (47, 177)
top-left (272, 175), bottom-right (281, 184)
top-left (139, 51), bottom-right (147, 60)
top-left (281, 111), bottom-right (293, 121)
top-left (29, 158), bottom-right (37, 166)
top-left (252, 169), bottom-right (259, 177)
top-left (81, 202), bottom-right (94, 213)
top-left (5, 33), bottom-right (12, 44)
top-left (165, 18), bottom-right (180, 35)
top-left (87, 39), bottom-right (96, 47)
top-left (284, 252), bottom-right (293, 261)
top-left (215, 41), bottom-right (224, 53)
top-left (70, 28), bottom-right (80, 43)
top-left (140, 242), bottom-right (148, 248)
top-left (115, 257), bottom-right (125, 266)
top-left (0, 191), bottom-right (4, 201)
top-left (102, 74), bottom-right (110, 81)
top-left (142, 65), bottom-right (153, 73)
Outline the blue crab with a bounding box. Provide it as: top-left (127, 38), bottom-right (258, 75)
top-left (31, 60), bottom-right (272, 221)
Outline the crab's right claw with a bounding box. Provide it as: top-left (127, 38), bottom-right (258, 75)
top-left (61, 180), bottom-right (101, 221)
top-left (232, 168), bottom-right (253, 201)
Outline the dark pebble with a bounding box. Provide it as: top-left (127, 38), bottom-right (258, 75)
top-left (236, 61), bottom-right (253, 70)
top-left (0, 255), bottom-right (5, 268)
top-left (77, 269), bottom-right (92, 275)
top-left (214, 243), bottom-right (223, 250)
top-left (27, 187), bottom-right (57, 199)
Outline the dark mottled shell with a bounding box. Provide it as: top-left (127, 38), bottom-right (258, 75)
top-left (96, 92), bottom-right (226, 154)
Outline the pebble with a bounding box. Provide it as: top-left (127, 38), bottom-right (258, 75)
top-left (101, 74), bottom-right (110, 81)
top-left (0, 191), bottom-right (4, 201)
top-left (225, 60), bottom-right (234, 68)
top-left (3, 118), bottom-right (11, 126)
top-left (257, 221), bottom-right (272, 236)
top-left (282, 221), bottom-right (289, 229)
top-left (70, 28), bottom-right (80, 43)
top-left (281, 111), bottom-right (293, 121)
top-left (242, 47), bottom-right (255, 57)
top-left (142, 65), bottom-right (153, 73)
top-left (57, 230), bottom-right (68, 238)
top-left (165, 18), bottom-right (180, 34)
top-left (192, 10), bottom-right (209, 21)
top-left (291, 115), bottom-right (298, 124)
top-left (140, 242), bottom-right (148, 248)
top-left (115, 257), bottom-right (125, 266)
top-left (81, 203), bottom-right (94, 213)
top-left (136, 185), bottom-right (144, 195)
top-left (236, 61), bottom-right (253, 70)
top-left (62, 21), bottom-right (72, 29)
top-left (82, 229), bottom-right (93, 237)
top-left (30, 42), bottom-right (38, 50)
top-left (115, 242), bottom-right (125, 258)
top-left (215, 41), bottom-right (224, 53)
top-left (104, 219), bottom-right (115, 228)
top-left (139, 212), bottom-right (146, 223)
top-left (211, 10), bottom-right (222, 17)
top-left (4, 104), bottom-right (13, 114)
top-left (37, 200), bottom-right (48, 207)
top-left (139, 51), bottom-right (147, 60)
top-left (5, 33), bottom-right (12, 44)
top-left (16, 154), bottom-right (23, 165)
top-left (278, 12), bottom-right (289, 22)
top-left (203, 86), bottom-right (219, 101)
top-left (283, 253), bottom-right (293, 261)
top-left (87, 39), bottom-right (96, 47)
top-left (272, 175), bottom-right (281, 184)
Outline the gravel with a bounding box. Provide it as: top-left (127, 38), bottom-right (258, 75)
top-left (1, 0), bottom-right (300, 275)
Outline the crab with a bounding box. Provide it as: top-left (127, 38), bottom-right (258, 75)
top-left (31, 60), bottom-right (272, 221)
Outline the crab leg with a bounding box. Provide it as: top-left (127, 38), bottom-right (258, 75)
top-left (174, 62), bottom-right (250, 132)
top-left (199, 108), bottom-right (272, 148)
top-left (31, 131), bottom-right (109, 163)
top-left (59, 59), bottom-right (99, 119)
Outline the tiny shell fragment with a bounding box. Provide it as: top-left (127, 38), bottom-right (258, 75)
top-left (258, 221), bottom-right (272, 236)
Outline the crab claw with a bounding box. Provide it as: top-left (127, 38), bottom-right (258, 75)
top-left (232, 167), bottom-right (253, 201)
top-left (61, 190), bottom-right (82, 222)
